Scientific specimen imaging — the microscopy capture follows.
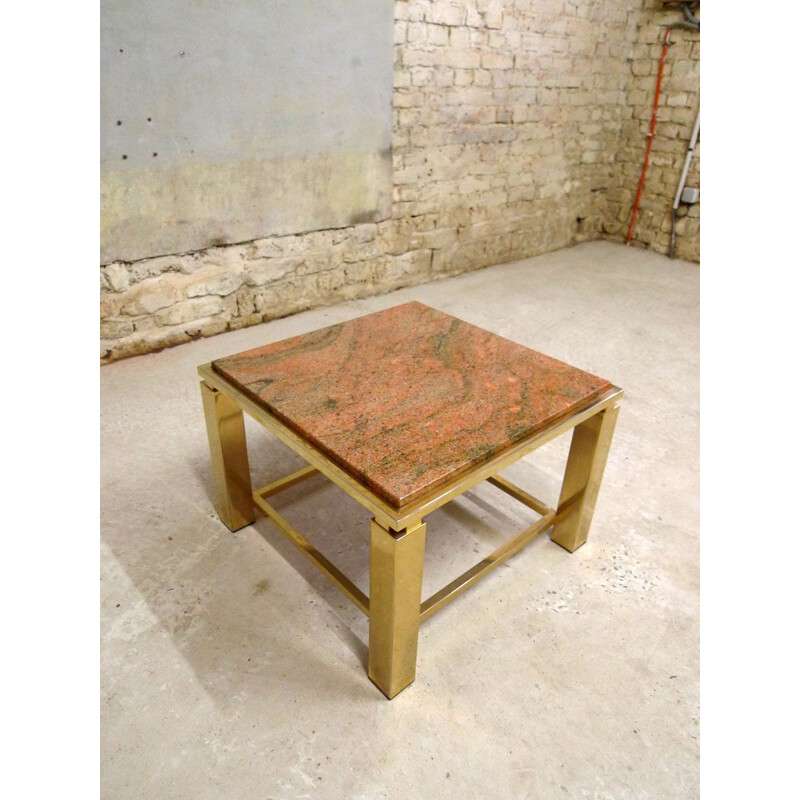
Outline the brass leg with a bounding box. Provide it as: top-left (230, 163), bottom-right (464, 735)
top-left (200, 381), bottom-right (255, 532)
top-left (551, 404), bottom-right (620, 553)
top-left (368, 518), bottom-right (427, 699)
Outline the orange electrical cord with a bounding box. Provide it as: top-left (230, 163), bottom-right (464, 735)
top-left (627, 28), bottom-right (671, 244)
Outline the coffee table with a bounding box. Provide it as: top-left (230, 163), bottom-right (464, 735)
top-left (198, 301), bottom-right (622, 698)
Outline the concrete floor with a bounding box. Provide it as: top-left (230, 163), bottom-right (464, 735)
top-left (101, 240), bottom-right (699, 799)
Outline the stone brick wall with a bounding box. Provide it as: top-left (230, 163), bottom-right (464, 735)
top-left (101, 0), bottom-right (700, 363)
top-left (603, 5), bottom-right (700, 260)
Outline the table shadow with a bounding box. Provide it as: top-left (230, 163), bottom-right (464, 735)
top-left (102, 424), bottom-right (568, 706)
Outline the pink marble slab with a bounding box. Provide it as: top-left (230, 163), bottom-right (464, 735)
top-left (212, 301), bottom-right (612, 508)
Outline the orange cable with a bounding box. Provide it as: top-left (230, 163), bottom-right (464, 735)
top-left (627, 28), bottom-right (671, 244)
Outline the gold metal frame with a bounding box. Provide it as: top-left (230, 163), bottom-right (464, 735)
top-left (199, 362), bottom-right (622, 699)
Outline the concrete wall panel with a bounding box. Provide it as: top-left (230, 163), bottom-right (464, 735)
top-left (101, 0), bottom-right (393, 264)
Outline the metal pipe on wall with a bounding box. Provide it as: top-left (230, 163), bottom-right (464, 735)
top-left (669, 107), bottom-right (700, 259)
top-left (682, 3), bottom-right (700, 29)
top-left (665, 1), bottom-right (700, 31)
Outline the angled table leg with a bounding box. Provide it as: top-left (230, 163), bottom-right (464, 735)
top-left (368, 518), bottom-right (427, 699)
top-left (551, 404), bottom-right (620, 553)
top-left (200, 381), bottom-right (255, 532)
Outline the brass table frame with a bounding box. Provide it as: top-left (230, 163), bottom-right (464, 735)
top-left (199, 361), bottom-right (622, 699)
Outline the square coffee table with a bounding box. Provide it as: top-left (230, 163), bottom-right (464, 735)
top-left (198, 301), bottom-right (622, 698)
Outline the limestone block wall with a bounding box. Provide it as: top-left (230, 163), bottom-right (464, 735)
top-left (603, 5), bottom-right (700, 261)
top-left (101, 0), bottom-right (700, 363)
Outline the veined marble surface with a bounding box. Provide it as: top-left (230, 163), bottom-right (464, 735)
top-left (212, 301), bottom-right (611, 507)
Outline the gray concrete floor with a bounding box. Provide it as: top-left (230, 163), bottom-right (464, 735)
top-left (101, 240), bottom-right (699, 799)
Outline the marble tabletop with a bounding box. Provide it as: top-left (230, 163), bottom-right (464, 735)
top-left (212, 301), bottom-right (612, 508)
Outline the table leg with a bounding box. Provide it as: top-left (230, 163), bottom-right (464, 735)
top-left (368, 518), bottom-right (427, 699)
top-left (551, 404), bottom-right (620, 553)
top-left (200, 381), bottom-right (255, 532)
